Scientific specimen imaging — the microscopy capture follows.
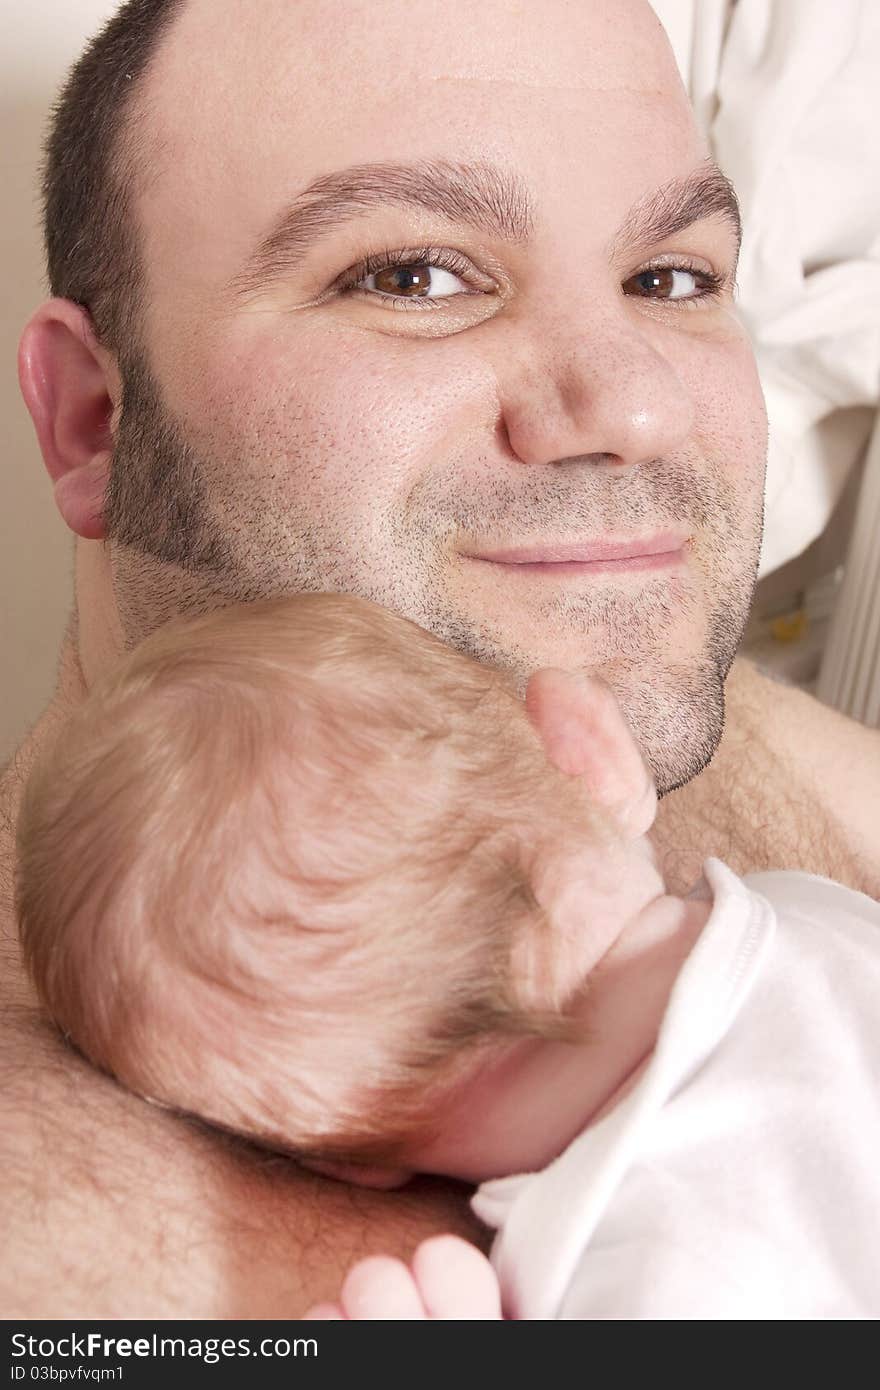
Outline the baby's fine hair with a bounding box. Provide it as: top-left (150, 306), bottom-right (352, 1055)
top-left (17, 595), bottom-right (593, 1165)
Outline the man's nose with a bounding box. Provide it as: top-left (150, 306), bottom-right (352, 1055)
top-left (497, 308), bottom-right (695, 469)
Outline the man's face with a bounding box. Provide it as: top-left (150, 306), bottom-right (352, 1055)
top-left (107, 0), bottom-right (766, 793)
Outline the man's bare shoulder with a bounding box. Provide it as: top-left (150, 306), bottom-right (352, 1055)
top-left (726, 657), bottom-right (880, 841)
top-left (654, 657), bottom-right (880, 896)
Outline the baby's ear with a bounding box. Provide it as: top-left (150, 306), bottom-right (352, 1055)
top-left (524, 668), bottom-right (656, 840)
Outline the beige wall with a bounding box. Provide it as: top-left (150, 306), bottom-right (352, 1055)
top-left (1, 1), bottom-right (118, 762)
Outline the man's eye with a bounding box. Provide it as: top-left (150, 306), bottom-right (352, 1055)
top-left (361, 262), bottom-right (468, 301)
top-left (338, 247), bottom-right (484, 312)
top-left (623, 264), bottom-right (725, 305)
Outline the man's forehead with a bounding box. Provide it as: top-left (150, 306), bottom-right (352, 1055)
top-left (161, 0), bottom-right (677, 95)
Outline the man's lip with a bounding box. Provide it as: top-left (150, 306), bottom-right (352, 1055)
top-left (462, 533), bottom-right (690, 565)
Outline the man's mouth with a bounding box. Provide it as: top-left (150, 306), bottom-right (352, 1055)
top-left (460, 532), bottom-right (691, 576)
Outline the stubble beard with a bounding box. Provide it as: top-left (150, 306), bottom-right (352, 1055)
top-left (103, 351), bottom-right (763, 796)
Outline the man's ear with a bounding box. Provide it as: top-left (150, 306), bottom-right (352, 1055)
top-left (300, 1157), bottom-right (415, 1190)
top-left (18, 298), bottom-right (120, 540)
top-left (525, 667), bottom-right (657, 839)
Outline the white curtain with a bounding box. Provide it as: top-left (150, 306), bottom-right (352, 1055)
top-left (650, 0), bottom-right (880, 580)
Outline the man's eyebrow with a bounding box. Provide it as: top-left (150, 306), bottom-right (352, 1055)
top-left (611, 161), bottom-right (742, 261)
top-left (231, 155), bottom-right (742, 299)
top-left (231, 158), bottom-right (536, 297)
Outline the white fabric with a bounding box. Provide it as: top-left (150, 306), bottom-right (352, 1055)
top-left (649, 1), bottom-right (880, 576)
top-left (472, 859), bottom-right (880, 1319)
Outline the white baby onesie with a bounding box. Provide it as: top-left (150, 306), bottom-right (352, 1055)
top-left (472, 859), bottom-right (880, 1319)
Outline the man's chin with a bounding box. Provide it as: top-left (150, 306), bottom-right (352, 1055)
top-left (425, 627), bottom-right (727, 797)
top-left (608, 660), bottom-right (727, 797)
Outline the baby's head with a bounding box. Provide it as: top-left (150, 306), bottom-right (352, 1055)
top-left (17, 594), bottom-right (658, 1178)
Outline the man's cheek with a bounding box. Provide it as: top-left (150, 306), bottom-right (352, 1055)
top-left (208, 334), bottom-right (447, 491)
top-left (680, 333), bottom-right (767, 479)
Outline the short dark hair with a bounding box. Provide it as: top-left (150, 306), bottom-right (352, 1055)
top-left (42, 0), bottom-right (185, 350)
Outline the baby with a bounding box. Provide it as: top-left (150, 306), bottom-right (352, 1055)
top-left (16, 594), bottom-right (880, 1319)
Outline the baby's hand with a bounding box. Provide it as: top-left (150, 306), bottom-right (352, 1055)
top-left (304, 1234), bottom-right (503, 1319)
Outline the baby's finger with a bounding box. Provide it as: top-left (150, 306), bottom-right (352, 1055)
top-left (303, 1302), bottom-right (346, 1319)
top-left (412, 1235), bottom-right (503, 1319)
top-left (340, 1254), bottom-right (429, 1320)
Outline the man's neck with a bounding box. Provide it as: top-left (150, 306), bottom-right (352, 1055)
top-left (1, 630), bottom-right (88, 996)
top-left (2, 540), bottom-right (125, 933)
top-left (653, 658), bottom-right (880, 897)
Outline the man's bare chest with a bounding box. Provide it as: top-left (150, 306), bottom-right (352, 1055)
top-left (653, 738), bottom-right (877, 899)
